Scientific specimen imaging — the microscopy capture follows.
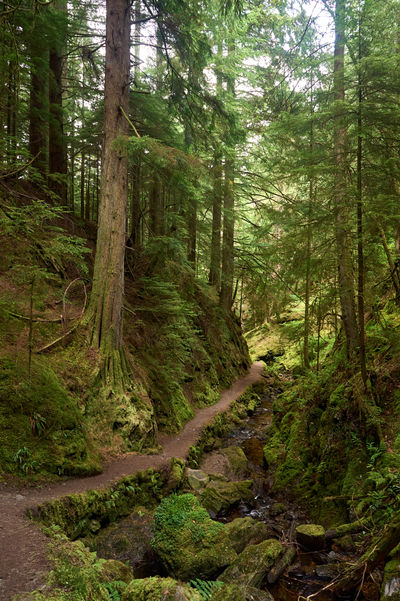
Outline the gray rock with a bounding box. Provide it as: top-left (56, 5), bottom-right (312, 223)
top-left (186, 468), bottom-right (209, 490)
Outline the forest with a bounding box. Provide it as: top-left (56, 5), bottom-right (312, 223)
top-left (2, 0), bottom-right (400, 600)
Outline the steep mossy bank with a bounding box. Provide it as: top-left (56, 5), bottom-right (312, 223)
top-left (0, 200), bottom-right (250, 481)
top-left (260, 302), bottom-right (400, 526)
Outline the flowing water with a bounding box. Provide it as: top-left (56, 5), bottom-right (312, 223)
top-left (213, 391), bottom-right (360, 601)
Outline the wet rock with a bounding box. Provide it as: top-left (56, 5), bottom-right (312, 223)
top-left (315, 564), bottom-right (340, 581)
top-left (186, 468), bottom-right (209, 490)
top-left (212, 583), bottom-right (275, 601)
top-left (225, 517), bottom-right (273, 554)
top-left (218, 538), bottom-right (284, 588)
top-left (296, 524), bottom-right (326, 551)
top-left (152, 493), bottom-right (237, 580)
top-left (199, 479), bottom-right (253, 514)
top-left (287, 564), bottom-right (306, 579)
top-left (94, 508), bottom-right (157, 577)
top-left (122, 577), bottom-right (202, 601)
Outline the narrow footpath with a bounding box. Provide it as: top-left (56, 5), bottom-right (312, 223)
top-left (0, 362), bottom-right (265, 601)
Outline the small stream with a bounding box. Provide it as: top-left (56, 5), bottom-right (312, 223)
top-left (211, 392), bottom-right (358, 601)
top-left (90, 390), bottom-right (363, 600)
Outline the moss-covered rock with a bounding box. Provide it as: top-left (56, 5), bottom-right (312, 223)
top-left (220, 446), bottom-right (249, 478)
top-left (93, 508), bottom-right (156, 576)
top-left (218, 539), bottom-right (283, 588)
top-left (151, 493), bottom-right (237, 580)
top-left (212, 583), bottom-right (275, 601)
top-left (199, 479), bottom-right (253, 514)
top-left (225, 517), bottom-right (272, 554)
top-left (100, 559), bottom-right (133, 584)
top-left (187, 468), bottom-right (209, 490)
top-left (295, 524), bottom-right (326, 551)
top-left (122, 577), bottom-right (203, 601)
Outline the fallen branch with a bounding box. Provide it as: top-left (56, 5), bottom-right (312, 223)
top-left (36, 322), bottom-right (80, 353)
top-left (7, 311), bottom-right (62, 323)
top-left (36, 279), bottom-right (87, 353)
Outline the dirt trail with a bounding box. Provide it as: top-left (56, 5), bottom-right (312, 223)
top-left (0, 362), bottom-right (265, 601)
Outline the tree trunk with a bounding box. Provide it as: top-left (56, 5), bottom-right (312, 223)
top-left (333, 0), bottom-right (358, 355)
top-left (220, 42), bottom-right (236, 311)
top-left (29, 19), bottom-right (48, 177)
top-left (357, 15), bottom-right (368, 388)
top-left (80, 151), bottom-right (85, 220)
top-left (220, 156), bottom-right (235, 310)
top-left (209, 151), bottom-right (223, 288)
top-left (86, 0), bottom-right (130, 358)
top-left (48, 0), bottom-right (67, 205)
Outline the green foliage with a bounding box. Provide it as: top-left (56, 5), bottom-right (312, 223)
top-left (189, 579), bottom-right (223, 600)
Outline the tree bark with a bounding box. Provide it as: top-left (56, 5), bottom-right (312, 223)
top-left (220, 41), bottom-right (236, 311)
top-left (333, 0), bottom-right (358, 355)
top-left (48, 0), bottom-right (67, 205)
top-left (86, 0), bottom-right (130, 356)
top-left (357, 14), bottom-right (368, 388)
top-left (209, 151), bottom-right (223, 288)
top-left (29, 18), bottom-right (48, 177)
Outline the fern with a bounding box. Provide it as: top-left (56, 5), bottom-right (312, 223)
top-left (189, 579), bottom-right (223, 600)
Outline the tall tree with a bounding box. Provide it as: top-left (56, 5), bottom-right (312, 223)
top-left (333, 0), bottom-right (358, 354)
top-left (85, 0), bottom-right (130, 371)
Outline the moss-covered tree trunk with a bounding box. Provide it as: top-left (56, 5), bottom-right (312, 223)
top-left (86, 0), bottom-right (130, 364)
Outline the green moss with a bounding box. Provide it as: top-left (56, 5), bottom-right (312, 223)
top-left (15, 536), bottom-right (131, 601)
top-left (151, 493), bottom-right (237, 580)
top-left (218, 539), bottom-right (283, 588)
top-left (0, 357), bottom-right (101, 479)
top-left (31, 467), bottom-right (171, 539)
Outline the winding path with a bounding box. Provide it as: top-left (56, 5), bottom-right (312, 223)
top-left (0, 362), bottom-right (265, 601)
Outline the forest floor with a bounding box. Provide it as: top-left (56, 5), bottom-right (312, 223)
top-left (0, 361), bottom-right (265, 601)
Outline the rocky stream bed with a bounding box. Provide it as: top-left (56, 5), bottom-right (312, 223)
top-left (75, 389), bottom-right (378, 601)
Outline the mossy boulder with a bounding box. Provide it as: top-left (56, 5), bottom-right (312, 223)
top-left (122, 577), bottom-right (202, 601)
top-left (221, 446), bottom-right (249, 477)
top-left (212, 583), bottom-right (275, 601)
top-left (151, 493), bottom-right (237, 580)
top-left (295, 524), bottom-right (326, 551)
top-left (93, 508), bottom-right (156, 576)
top-left (218, 539), bottom-right (283, 588)
top-left (200, 446), bottom-right (249, 481)
top-left (199, 479), bottom-right (254, 514)
top-left (100, 559), bottom-right (133, 583)
top-left (381, 558), bottom-right (400, 601)
top-left (225, 517), bottom-right (272, 554)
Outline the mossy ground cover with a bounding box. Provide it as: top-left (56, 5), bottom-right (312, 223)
top-left (0, 197), bottom-right (250, 481)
